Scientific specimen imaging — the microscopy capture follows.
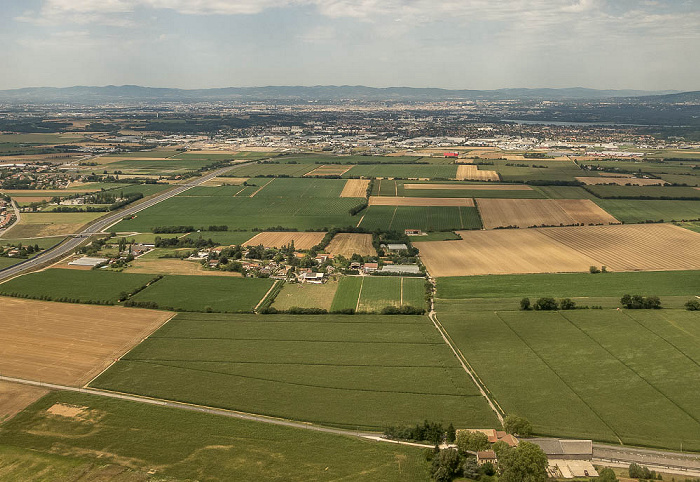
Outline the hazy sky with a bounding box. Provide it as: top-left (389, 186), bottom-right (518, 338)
top-left (1, 0), bottom-right (698, 91)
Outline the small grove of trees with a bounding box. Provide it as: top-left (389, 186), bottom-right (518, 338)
top-left (428, 449), bottom-right (495, 482)
top-left (620, 294), bottom-right (661, 309)
top-left (685, 299), bottom-right (700, 311)
top-left (497, 442), bottom-right (549, 482)
top-left (383, 420), bottom-right (450, 446)
top-left (519, 297), bottom-right (576, 311)
top-left (503, 415), bottom-right (533, 437)
top-left (598, 467), bottom-right (619, 482)
top-left (628, 462), bottom-right (662, 480)
top-left (455, 430), bottom-right (489, 452)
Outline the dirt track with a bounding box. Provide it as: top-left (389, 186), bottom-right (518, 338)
top-left (0, 297), bottom-right (173, 386)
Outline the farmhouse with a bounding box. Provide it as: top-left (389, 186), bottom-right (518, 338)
top-left (363, 262), bottom-right (378, 273)
top-left (459, 429), bottom-right (519, 447)
top-left (300, 271), bottom-right (325, 284)
top-left (476, 450), bottom-right (497, 466)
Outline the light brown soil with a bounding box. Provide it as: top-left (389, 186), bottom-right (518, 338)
top-left (12, 197), bottom-right (53, 203)
top-left (46, 403), bottom-right (88, 419)
top-left (576, 177), bottom-right (668, 186)
top-left (326, 233), bottom-right (376, 257)
top-left (539, 224), bottom-right (700, 272)
top-left (455, 165), bottom-right (500, 181)
top-left (0, 297), bottom-right (173, 386)
top-left (243, 231), bottom-right (327, 250)
top-left (404, 183), bottom-right (532, 191)
top-left (340, 179), bottom-right (370, 198)
top-left (0, 381), bottom-right (48, 423)
top-left (476, 198), bottom-right (618, 229)
top-left (126, 258), bottom-right (243, 276)
top-left (416, 229), bottom-right (600, 277)
top-left (369, 196), bottom-right (475, 207)
top-left (304, 165), bottom-right (354, 176)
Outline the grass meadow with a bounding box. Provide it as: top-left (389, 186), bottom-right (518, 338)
top-left (593, 199), bottom-right (700, 223)
top-left (0, 269), bottom-right (158, 304)
top-left (131, 275), bottom-right (273, 312)
top-left (436, 302), bottom-right (700, 451)
top-left (0, 390), bottom-right (430, 481)
top-left (92, 312), bottom-right (497, 430)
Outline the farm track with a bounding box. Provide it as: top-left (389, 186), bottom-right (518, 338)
top-left (0, 162), bottom-right (254, 282)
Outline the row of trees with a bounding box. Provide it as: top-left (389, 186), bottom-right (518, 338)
top-left (520, 297), bottom-right (577, 311)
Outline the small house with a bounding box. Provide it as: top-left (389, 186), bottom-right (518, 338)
top-left (363, 262), bottom-right (378, 273)
top-left (477, 450), bottom-right (497, 466)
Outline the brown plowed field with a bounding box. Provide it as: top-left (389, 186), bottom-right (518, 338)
top-left (369, 196), bottom-right (475, 207)
top-left (326, 233), bottom-right (375, 257)
top-left (415, 229), bottom-right (600, 277)
top-left (576, 176), bottom-right (668, 186)
top-left (0, 380), bottom-right (48, 422)
top-left (0, 297), bottom-right (173, 386)
top-left (456, 165), bottom-right (500, 181)
top-left (404, 183), bottom-right (532, 191)
top-left (243, 231), bottom-right (326, 250)
top-left (476, 198), bottom-right (618, 229)
top-left (340, 179), bottom-right (370, 198)
top-left (539, 224), bottom-right (700, 272)
top-left (305, 165), bottom-right (354, 176)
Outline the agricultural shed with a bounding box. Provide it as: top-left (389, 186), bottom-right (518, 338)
top-left (529, 439), bottom-right (593, 460)
top-left (68, 256), bottom-right (109, 267)
top-left (378, 265), bottom-right (421, 274)
top-left (382, 243), bottom-right (408, 251)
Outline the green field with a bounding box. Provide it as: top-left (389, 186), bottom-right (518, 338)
top-left (0, 258), bottom-right (22, 270)
top-left (0, 133), bottom-right (85, 144)
top-left (273, 280), bottom-right (339, 311)
top-left (0, 236), bottom-right (65, 249)
top-left (0, 269), bottom-right (157, 304)
top-left (224, 163), bottom-right (316, 177)
top-left (594, 199), bottom-right (700, 222)
top-left (344, 164), bottom-right (458, 179)
top-left (436, 303), bottom-right (700, 451)
top-left (104, 158), bottom-right (221, 173)
top-left (131, 275), bottom-right (274, 312)
top-left (437, 271), bottom-right (700, 300)
top-left (675, 221), bottom-right (700, 233)
top-left (359, 205), bottom-right (482, 231)
top-left (0, 390), bottom-right (429, 481)
top-left (92, 312), bottom-right (497, 430)
top-left (532, 185), bottom-right (597, 199)
top-left (330, 276), bottom-right (426, 313)
top-left (658, 173), bottom-right (700, 186)
top-left (113, 178), bottom-right (361, 232)
top-left (183, 230), bottom-right (254, 245)
top-left (274, 153), bottom-right (427, 164)
top-left (584, 185), bottom-right (700, 199)
top-left (104, 149), bottom-right (178, 158)
top-left (489, 159), bottom-right (582, 182)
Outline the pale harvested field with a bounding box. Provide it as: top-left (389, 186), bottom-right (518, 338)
top-left (0, 380), bottom-right (48, 423)
top-left (201, 177), bottom-right (248, 187)
top-left (13, 196), bottom-right (53, 203)
top-left (540, 224), bottom-right (700, 272)
top-left (576, 176), bottom-right (668, 186)
top-left (369, 196), bottom-right (475, 207)
top-left (415, 229), bottom-right (600, 277)
top-left (456, 165), bottom-right (500, 181)
top-left (340, 179), bottom-right (370, 198)
top-left (404, 183), bottom-right (532, 191)
top-left (326, 233), bottom-right (376, 257)
top-left (305, 165), bottom-right (354, 176)
top-left (0, 297), bottom-right (173, 386)
top-left (126, 258), bottom-right (243, 277)
top-left (243, 231), bottom-right (326, 250)
top-left (476, 198), bottom-right (618, 229)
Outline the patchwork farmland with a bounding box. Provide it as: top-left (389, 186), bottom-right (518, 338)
top-left (476, 198), bottom-right (619, 229)
top-left (455, 164), bottom-right (500, 181)
top-left (330, 276), bottom-right (427, 313)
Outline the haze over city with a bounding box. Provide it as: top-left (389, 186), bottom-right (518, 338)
top-left (0, 0), bottom-right (698, 91)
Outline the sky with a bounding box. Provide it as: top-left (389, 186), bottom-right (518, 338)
top-left (0, 0), bottom-right (698, 91)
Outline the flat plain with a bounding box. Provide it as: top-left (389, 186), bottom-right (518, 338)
top-left (326, 232), bottom-right (375, 257)
top-left (437, 303), bottom-right (700, 451)
top-left (476, 198), bottom-right (619, 229)
top-left (91, 312), bottom-right (497, 430)
top-left (243, 231), bottom-right (326, 250)
top-left (0, 297), bottom-right (172, 386)
top-left (359, 205), bottom-right (482, 231)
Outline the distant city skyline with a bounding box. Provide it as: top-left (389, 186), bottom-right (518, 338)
top-left (0, 0), bottom-right (698, 91)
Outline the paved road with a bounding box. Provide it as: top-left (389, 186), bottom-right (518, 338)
top-left (0, 163), bottom-right (249, 282)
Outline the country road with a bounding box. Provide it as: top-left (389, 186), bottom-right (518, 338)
top-left (0, 162), bottom-right (250, 282)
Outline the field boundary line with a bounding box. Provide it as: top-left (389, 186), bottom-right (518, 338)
top-left (559, 311), bottom-right (700, 425)
top-left (250, 178), bottom-right (274, 197)
top-left (400, 277), bottom-right (404, 305)
top-left (356, 212), bottom-right (366, 228)
top-left (495, 311), bottom-right (623, 444)
top-left (429, 310), bottom-right (504, 424)
top-left (254, 280), bottom-right (281, 313)
top-left (83, 311), bottom-right (177, 388)
top-left (355, 277), bottom-right (365, 313)
top-left (388, 206), bottom-right (398, 230)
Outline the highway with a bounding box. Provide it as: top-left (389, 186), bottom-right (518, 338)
top-left (0, 163), bottom-right (249, 282)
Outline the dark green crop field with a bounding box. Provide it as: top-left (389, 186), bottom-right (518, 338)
top-left (593, 199), bottom-right (700, 223)
top-left (113, 178), bottom-right (361, 232)
top-left (436, 302), bottom-right (700, 451)
top-left (343, 164), bottom-right (458, 179)
top-left (584, 185), bottom-right (700, 199)
top-left (92, 312), bottom-right (497, 430)
top-left (0, 269), bottom-right (158, 304)
top-left (131, 275), bottom-right (274, 312)
top-left (0, 390), bottom-right (429, 481)
top-left (359, 205), bottom-right (482, 231)
top-left (330, 276), bottom-right (427, 313)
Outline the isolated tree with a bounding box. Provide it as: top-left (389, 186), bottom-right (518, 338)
top-left (498, 441), bottom-right (548, 482)
top-left (597, 467), bottom-right (618, 482)
top-left (503, 415), bottom-right (533, 437)
top-left (520, 297), bottom-right (531, 310)
top-left (685, 299), bottom-right (700, 311)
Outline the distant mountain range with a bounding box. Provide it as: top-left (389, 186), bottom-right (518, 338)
top-left (0, 85), bottom-right (695, 104)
